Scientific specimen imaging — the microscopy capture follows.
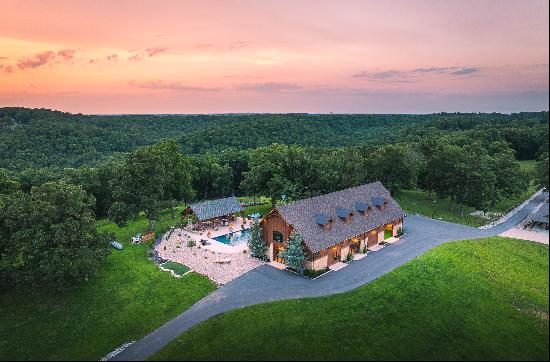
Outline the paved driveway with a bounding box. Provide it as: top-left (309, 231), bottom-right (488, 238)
top-left (112, 191), bottom-right (547, 361)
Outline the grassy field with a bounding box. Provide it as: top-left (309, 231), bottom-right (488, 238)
top-left (0, 208), bottom-right (216, 361)
top-left (152, 237), bottom-right (549, 361)
top-left (395, 190), bottom-right (486, 226)
top-left (0, 200), bottom-right (283, 360)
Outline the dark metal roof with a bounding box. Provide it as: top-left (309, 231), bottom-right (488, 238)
top-left (276, 181), bottom-right (405, 253)
top-left (188, 196), bottom-right (244, 221)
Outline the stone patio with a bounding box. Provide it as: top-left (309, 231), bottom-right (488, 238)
top-left (157, 223), bottom-right (264, 285)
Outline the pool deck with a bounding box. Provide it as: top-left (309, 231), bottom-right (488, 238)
top-left (157, 218), bottom-right (264, 285)
top-left (181, 217), bottom-right (252, 254)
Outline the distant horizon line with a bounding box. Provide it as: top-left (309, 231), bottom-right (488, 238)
top-left (2, 106), bottom-right (549, 117)
top-left (93, 110), bottom-right (550, 116)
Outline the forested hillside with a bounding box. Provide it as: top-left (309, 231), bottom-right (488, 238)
top-left (0, 108), bottom-right (235, 170)
top-left (1, 108), bottom-right (547, 171)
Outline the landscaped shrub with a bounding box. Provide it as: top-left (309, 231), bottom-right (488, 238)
top-left (303, 268), bottom-right (329, 279)
top-left (280, 232), bottom-right (307, 270)
top-left (187, 239), bottom-right (196, 248)
top-left (396, 227), bottom-right (405, 237)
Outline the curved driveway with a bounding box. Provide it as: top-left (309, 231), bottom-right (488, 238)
top-left (112, 191), bottom-right (548, 361)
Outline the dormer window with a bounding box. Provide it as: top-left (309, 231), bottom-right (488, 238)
top-left (355, 201), bottom-right (370, 216)
top-left (371, 197), bottom-right (386, 210)
top-left (336, 208), bottom-right (353, 222)
top-left (314, 213), bottom-right (333, 230)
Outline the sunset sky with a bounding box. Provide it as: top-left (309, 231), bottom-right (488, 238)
top-left (0, 0), bottom-right (548, 114)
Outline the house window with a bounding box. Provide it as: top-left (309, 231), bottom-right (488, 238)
top-left (273, 231), bottom-right (283, 243)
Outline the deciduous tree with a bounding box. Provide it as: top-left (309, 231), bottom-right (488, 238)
top-left (1, 181), bottom-right (110, 289)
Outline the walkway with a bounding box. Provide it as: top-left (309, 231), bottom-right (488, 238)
top-left (111, 191), bottom-right (548, 361)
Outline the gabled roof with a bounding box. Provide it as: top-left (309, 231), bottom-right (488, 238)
top-left (187, 196), bottom-right (244, 221)
top-left (275, 181), bottom-right (404, 253)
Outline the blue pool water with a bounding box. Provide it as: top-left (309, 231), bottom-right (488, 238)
top-left (212, 229), bottom-right (252, 245)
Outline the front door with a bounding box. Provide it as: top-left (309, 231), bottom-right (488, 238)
top-left (367, 231), bottom-right (378, 247)
top-left (329, 247), bottom-right (341, 265)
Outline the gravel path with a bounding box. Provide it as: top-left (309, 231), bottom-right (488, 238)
top-left (111, 191), bottom-right (547, 361)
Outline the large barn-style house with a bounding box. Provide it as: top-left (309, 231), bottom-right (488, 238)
top-left (260, 181), bottom-right (404, 270)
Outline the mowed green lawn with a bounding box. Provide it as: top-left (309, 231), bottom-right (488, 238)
top-left (0, 208), bottom-right (215, 361)
top-left (152, 237), bottom-right (549, 361)
top-left (395, 190), bottom-right (486, 226)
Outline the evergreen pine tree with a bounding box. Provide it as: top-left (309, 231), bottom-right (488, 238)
top-left (247, 219), bottom-right (266, 257)
top-left (281, 231), bottom-right (307, 270)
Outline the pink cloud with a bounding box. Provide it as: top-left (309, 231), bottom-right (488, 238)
top-left (0, 63), bottom-right (14, 73)
top-left (237, 82), bottom-right (301, 92)
top-left (17, 51), bottom-right (56, 70)
top-left (145, 47), bottom-right (167, 57)
top-left (127, 52), bottom-right (144, 61)
top-left (57, 49), bottom-right (76, 61)
top-left (129, 80), bottom-right (220, 92)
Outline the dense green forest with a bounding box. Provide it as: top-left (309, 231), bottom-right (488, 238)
top-left (0, 107), bottom-right (548, 290)
top-left (1, 107), bottom-right (548, 170)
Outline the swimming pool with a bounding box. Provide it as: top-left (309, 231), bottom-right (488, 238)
top-left (212, 228), bottom-right (252, 245)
